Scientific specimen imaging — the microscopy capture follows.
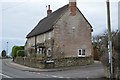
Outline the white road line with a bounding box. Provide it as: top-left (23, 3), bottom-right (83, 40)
top-left (0, 73), bottom-right (12, 78)
top-left (57, 76), bottom-right (64, 78)
top-left (52, 75), bottom-right (58, 78)
top-left (52, 75), bottom-right (65, 78)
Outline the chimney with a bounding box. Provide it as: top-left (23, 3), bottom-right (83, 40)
top-left (47, 5), bottom-right (52, 16)
top-left (69, 0), bottom-right (77, 16)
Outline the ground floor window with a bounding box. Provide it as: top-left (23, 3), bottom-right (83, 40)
top-left (37, 48), bottom-right (43, 55)
top-left (78, 49), bottom-right (86, 57)
top-left (47, 48), bottom-right (52, 57)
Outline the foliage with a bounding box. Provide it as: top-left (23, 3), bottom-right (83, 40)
top-left (11, 46), bottom-right (24, 61)
top-left (27, 47), bottom-right (35, 57)
top-left (113, 31), bottom-right (120, 52)
top-left (93, 30), bottom-right (120, 78)
top-left (1, 50), bottom-right (7, 58)
top-left (16, 50), bottom-right (25, 57)
top-left (92, 30), bottom-right (119, 58)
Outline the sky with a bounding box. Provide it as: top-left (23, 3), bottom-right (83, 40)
top-left (0, 0), bottom-right (119, 56)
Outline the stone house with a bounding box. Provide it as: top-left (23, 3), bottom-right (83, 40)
top-left (25, 0), bottom-right (93, 68)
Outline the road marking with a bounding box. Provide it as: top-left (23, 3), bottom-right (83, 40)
top-left (52, 75), bottom-right (65, 78)
top-left (0, 73), bottom-right (12, 78)
top-left (52, 75), bottom-right (58, 78)
top-left (57, 76), bottom-right (64, 78)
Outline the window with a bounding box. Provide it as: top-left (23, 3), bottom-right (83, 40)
top-left (48, 32), bottom-right (51, 39)
top-left (78, 49), bottom-right (86, 57)
top-left (44, 34), bottom-right (46, 41)
top-left (72, 27), bottom-right (75, 32)
top-left (37, 48), bottom-right (42, 54)
top-left (37, 48), bottom-right (39, 54)
top-left (47, 48), bottom-right (52, 57)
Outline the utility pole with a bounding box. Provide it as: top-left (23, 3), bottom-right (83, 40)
top-left (106, 0), bottom-right (113, 79)
top-left (7, 42), bottom-right (8, 55)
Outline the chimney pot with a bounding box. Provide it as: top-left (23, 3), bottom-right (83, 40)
top-left (47, 5), bottom-right (52, 16)
top-left (48, 5), bottom-right (50, 10)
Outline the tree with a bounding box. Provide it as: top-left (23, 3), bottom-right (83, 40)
top-left (93, 30), bottom-right (120, 78)
top-left (11, 46), bottom-right (24, 61)
top-left (1, 50), bottom-right (6, 58)
top-left (112, 31), bottom-right (120, 78)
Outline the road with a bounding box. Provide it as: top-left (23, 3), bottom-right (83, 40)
top-left (1, 59), bottom-right (106, 79)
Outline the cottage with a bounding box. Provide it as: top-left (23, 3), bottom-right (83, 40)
top-left (25, 0), bottom-right (93, 68)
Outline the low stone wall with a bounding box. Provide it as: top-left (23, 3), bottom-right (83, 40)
top-left (54, 57), bottom-right (93, 68)
top-left (15, 56), bottom-right (93, 69)
top-left (15, 57), bottom-right (45, 68)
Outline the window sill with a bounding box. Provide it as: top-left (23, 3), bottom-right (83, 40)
top-left (78, 55), bottom-right (86, 57)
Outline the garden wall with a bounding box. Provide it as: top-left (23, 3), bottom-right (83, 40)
top-left (15, 56), bottom-right (93, 69)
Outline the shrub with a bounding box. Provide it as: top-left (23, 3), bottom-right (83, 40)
top-left (1, 50), bottom-right (7, 58)
top-left (11, 46), bottom-right (24, 61)
top-left (17, 50), bottom-right (25, 57)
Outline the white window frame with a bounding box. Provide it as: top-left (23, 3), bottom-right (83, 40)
top-left (44, 34), bottom-right (46, 41)
top-left (47, 48), bottom-right (52, 57)
top-left (37, 48), bottom-right (39, 54)
top-left (48, 32), bottom-right (51, 39)
top-left (78, 49), bottom-right (86, 57)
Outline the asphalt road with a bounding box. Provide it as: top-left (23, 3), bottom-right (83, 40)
top-left (1, 59), bottom-right (105, 79)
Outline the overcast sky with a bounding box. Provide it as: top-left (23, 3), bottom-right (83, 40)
top-left (0, 0), bottom-right (119, 55)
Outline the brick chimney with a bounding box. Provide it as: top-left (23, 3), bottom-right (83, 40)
top-left (47, 5), bottom-right (52, 16)
top-left (69, 0), bottom-right (77, 16)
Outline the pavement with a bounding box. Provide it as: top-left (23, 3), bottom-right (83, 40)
top-left (3, 59), bottom-right (102, 72)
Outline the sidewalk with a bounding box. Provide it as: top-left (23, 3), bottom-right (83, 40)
top-left (3, 59), bottom-right (102, 72)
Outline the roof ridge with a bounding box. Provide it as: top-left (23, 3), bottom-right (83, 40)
top-left (26, 4), bottom-right (68, 38)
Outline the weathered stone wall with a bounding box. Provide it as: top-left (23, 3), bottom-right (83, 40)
top-left (54, 57), bottom-right (93, 68)
top-left (25, 30), bottom-right (54, 55)
top-left (15, 57), bottom-right (45, 69)
top-left (53, 8), bottom-right (93, 58)
top-left (15, 56), bottom-right (93, 69)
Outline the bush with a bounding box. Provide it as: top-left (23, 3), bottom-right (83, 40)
top-left (99, 30), bottom-right (120, 78)
top-left (17, 50), bottom-right (25, 57)
top-left (11, 46), bottom-right (24, 61)
top-left (1, 50), bottom-right (7, 58)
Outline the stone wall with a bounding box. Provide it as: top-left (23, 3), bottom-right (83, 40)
top-left (53, 9), bottom-right (92, 58)
top-left (15, 57), bottom-right (45, 69)
top-left (15, 56), bottom-right (93, 69)
top-left (54, 57), bottom-right (93, 68)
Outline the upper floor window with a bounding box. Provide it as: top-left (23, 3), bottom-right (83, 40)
top-left (44, 34), bottom-right (46, 41)
top-left (48, 32), bottom-right (51, 39)
top-left (78, 49), bottom-right (86, 57)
